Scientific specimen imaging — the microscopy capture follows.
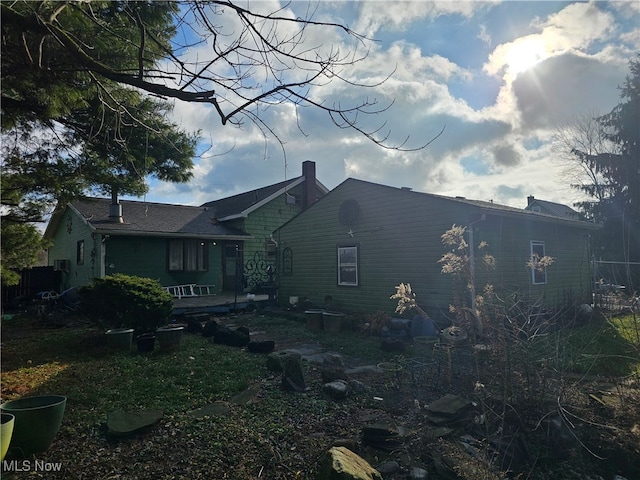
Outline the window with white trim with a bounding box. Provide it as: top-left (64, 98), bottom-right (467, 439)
top-left (168, 239), bottom-right (208, 272)
top-left (337, 245), bottom-right (358, 286)
top-left (530, 241), bottom-right (547, 285)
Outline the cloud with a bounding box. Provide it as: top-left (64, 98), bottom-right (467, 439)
top-left (354, 1), bottom-right (491, 36)
top-left (478, 24), bottom-right (492, 46)
top-left (151, 1), bottom-right (634, 214)
top-left (512, 53), bottom-right (627, 129)
top-left (491, 142), bottom-right (522, 167)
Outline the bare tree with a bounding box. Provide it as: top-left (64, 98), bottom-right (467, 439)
top-left (552, 110), bottom-right (617, 205)
top-left (2, 1), bottom-right (438, 151)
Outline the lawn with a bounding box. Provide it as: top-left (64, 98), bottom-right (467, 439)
top-left (1, 310), bottom-right (639, 479)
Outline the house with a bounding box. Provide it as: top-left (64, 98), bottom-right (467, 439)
top-left (525, 195), bottom-right (581, 220)
top-left (274, 178), bottom-right (600, 322)
top-left (44, 161), bottom-right (327, 293)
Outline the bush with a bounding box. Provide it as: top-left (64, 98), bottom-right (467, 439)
top-left (80, 274), bottom-right (173, 332)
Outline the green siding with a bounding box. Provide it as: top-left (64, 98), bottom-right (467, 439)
top-left (47, 207), bottom-right (224, 292)
top-left (277, 180), bottom-right (594, 321)
top-left (477, 216), bottom-right (592, 307)
top-left (104, 237), bottom-right (221, 290)
top-left (225, 185), bottom-right (311, 291)
top-left (47, 208), bottom-right (100, 290)
top-left (242, 192), bottom-right (302, 262)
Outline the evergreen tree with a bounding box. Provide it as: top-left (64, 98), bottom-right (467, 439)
top-left (572, 58), bottom-right (639, 287)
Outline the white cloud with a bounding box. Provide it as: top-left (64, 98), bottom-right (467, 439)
top-left (144, 1), bottom-right (634, 215)
top-left (354, 1), bottom-right (491, 36)
top-left (484, 2), bottom-right (616, 77)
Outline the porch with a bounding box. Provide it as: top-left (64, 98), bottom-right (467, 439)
top-left (172, 292), bottom-right (271, 316)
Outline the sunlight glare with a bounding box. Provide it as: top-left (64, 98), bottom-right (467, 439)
top-left (505, 37), bottom-right (548, 75)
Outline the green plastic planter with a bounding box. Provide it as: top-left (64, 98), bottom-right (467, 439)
top-left (304, 310), bottom-right (324, 331)
top-left (156, 326), bottom-right (184, 351)
top-left (105, 328), bottom-right (134, 350)
top-left (1, 413), bottom-right (15, 461)
top-left (1, 395), bottom-right (66, 455)
top-left (322, 312), bottom-right (345, 333)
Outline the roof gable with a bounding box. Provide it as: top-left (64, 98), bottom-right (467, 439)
top-left (201, 175), bottom-right (328, 220)
top-left (525, 198), bottom-right (580, 219)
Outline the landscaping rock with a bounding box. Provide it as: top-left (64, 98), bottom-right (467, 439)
top-left (106, 409), bottom-right (163, 436)
top-left (323, 379), bottom-right (350, 400)
top-left (361, 422), bottom-right (409, 451)
top-left (185, 314), bottom-right (207, 333)
top-left (213, 325), bottom-right (250, 347)
top-left (281, 352), bottom-right (306, 392)
top-left (189, 402), bottom-right (230, 419)
top-left (425, 394), bottom-right (472, 426)
top-left (247, 340), bottom-right (275, 354)
top-left (202, 319), bottom-right (219, 337)
top-left (375, 460), bottom-right (400, 475)
top-left (267, 351), bottom-right (299, 372)
top-left (321, 352), bottom-right (348, 383)
top-left (317, 446), bottom-right (382, 480)
top-left (411, 314), bottom-right (437, 337)
top-left (409, 466), bottom-right (428, 480)
top-left (230, 384), bottom-right (261, 405)
top-left (433, 440), bottom-right (502, 480)
top-left (348, 379), bottom-right (367, 394)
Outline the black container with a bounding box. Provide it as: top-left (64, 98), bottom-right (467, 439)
top-left (136, 333), bottom-right (156, 353)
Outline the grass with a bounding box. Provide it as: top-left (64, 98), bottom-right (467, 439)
top-left (0, 312), bottom-right (391, 479)
top-left (1, 309), bottom-right (639, 479)
top-left (535, 312), bottom-right (640, 376)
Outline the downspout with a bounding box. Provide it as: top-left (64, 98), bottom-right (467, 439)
top-left (100, 235), bottom-right (108, 279)
top-left (467, 213), bottom-right (486, 336)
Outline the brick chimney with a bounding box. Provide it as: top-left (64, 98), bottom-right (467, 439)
top-left (301, 161), bottom-right (316, 210)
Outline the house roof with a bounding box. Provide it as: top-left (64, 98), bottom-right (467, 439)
top-left (288, 178), bottom-right (600, 230)
top-left (525, 197), bottom-right (580, 219)
top-left (414, 186), bottom-right (597, 229)
top-left (44, 197), bottom-right (251, 240)
top-left (200, 175), bottom-right (328, 220)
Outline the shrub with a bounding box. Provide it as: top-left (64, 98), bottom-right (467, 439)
top-left (80, 274), bottom-right (173, 332)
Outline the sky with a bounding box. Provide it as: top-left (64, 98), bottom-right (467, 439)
top-left (131, 0), bottom-right (639, 211)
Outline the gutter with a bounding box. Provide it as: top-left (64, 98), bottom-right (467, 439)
top-left (93, 229), bottom-right (252, 240)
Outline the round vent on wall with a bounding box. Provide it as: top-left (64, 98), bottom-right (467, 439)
top-left (338, 199), bottom-right (361, 226)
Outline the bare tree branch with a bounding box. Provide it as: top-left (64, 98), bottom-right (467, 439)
top-left (2, 1), bottom-right (439, 151)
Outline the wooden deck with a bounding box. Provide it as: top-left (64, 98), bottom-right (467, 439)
top-left (172, 292), bottom-right (270, 315)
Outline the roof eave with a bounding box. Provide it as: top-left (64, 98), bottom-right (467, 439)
top-left (93, 229), bottom-right (252, 240)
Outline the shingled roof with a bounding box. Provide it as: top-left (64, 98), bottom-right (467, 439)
top-left (525, 195), bottom-right (580, 220)
top-left (44, 197), bottom-right (251, 240)
top-left (201, 163), bottom-right (328, 220)
top-left (201, 177), bottom-right (301, 219)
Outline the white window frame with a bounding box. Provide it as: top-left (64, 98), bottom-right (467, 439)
top-left (337, 245), bottom-right (358, 286)
top-left (530, 240), bottom-right (547, 285)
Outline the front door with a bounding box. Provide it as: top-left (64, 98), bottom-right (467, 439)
top-left (222, 241), bottom-right (243, 292)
